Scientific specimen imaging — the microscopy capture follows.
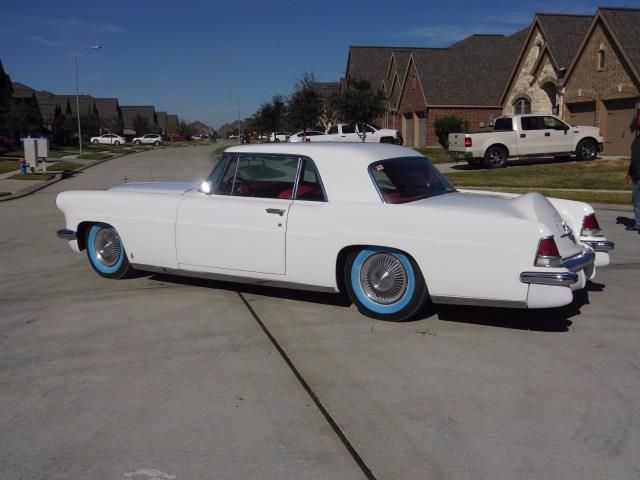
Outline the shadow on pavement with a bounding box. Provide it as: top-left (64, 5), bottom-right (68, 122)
top-left (148, 273), bottom-right (352, 307)
top-left (147, 273), bottom-right (602, 332)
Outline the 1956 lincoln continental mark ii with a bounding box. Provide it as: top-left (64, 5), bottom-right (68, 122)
top-left (56, 143), bottom-right (614, 321)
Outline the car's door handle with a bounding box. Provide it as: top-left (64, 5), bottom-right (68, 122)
top-left (520, 134), bottom-right (526, 138)
top-left (265, 208), bottom-right (286, 216)
top-left (545, 132), bottom-right (550, 137)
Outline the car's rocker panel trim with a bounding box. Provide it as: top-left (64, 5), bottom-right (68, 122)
top-left (430, 295), bottom-right (527, 309)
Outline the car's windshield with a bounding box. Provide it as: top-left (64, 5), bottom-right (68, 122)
top-left (369, 156), bottom-right (455, 204)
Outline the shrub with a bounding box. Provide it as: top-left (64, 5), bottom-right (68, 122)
top-left (434, 116), bottom-right (469, 149)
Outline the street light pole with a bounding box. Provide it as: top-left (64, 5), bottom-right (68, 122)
top-left (74, 45), bottom-right (101, 155)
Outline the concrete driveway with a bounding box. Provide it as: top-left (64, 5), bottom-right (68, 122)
top-left (0, 145), bottom-right (639, 480)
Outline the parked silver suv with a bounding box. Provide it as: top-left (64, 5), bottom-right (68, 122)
top-left (132, 134), bottom-right (163, 146)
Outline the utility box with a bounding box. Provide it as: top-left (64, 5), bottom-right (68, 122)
top-left (22, 138), bottom-right (49, 172)
top-left (23, 138), bottom-right (37, 168)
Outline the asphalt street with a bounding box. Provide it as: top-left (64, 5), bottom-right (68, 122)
top-left (0, 144), bottom-right (639, 480)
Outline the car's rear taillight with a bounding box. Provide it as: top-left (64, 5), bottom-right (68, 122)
top-left (535, 236), bottom-right (563, 267)
top-left (581, 213), bottom-right (602, 237)
top-left (464, 136), bottom-right (472, 148)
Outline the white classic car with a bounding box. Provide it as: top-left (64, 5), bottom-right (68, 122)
top-left (56, 143), bottom-right (614, 321)
top-left (90, 134), bottom-right (126, 145)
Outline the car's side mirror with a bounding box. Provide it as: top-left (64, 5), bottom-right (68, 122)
top-left (199, 181), bottom-right (212, 195)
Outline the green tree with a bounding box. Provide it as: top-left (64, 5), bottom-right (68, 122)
top-left (132, 114), bottom-right (150, 136)
top-left (80, 111), bottom-right (100, 140)
top-left (100, 116), bottom-right (124, 135)
top-left (328, 79), bottom-right (385, 142)
top-left (5, 100), bottom-right (42, 137)
top-left (0, 60), bottom-right (13, 127)
top-left (287, 72), bottom-right (322, 132)
top-left (434, 115), bottom-right (469, 149)
top-left (177, 120), bottom-right (194, 137)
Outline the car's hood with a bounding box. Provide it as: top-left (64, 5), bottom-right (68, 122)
top-left (418, 191), bottom-right (583, 258)
top-left (109, 181), bottom-right (198, 195)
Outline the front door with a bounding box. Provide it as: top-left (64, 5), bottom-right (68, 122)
top-left (175, 154), bottom-right (299, 275)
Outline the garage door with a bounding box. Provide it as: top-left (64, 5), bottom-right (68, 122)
top-left (566, 101), bottom-right (596, 126)
top-left (604, 98), bottom-right (637, 156)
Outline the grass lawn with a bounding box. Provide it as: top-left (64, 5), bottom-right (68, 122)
top-left (445, 159), bottom-right (631, 191)
top-left (414, 147), bottom-right (454, 164)
top-left (8, 173), bottom-right (55, 181)
top-left (48, 161), bottom-right (83, 171)
top-left (214, 145), bottom-right (228, 155)
top-left (47, 150), bottom-right (80, 158)
top-left (0, 160), bottom-right (19, 174)
top-left (77, 152), bottom-right (111, 160)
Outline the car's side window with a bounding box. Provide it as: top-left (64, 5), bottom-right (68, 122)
top-left (521, 116), bottom-right (541, 130)
top-left (216, 154), bottom-right (299, 199)
top-left (542, 116), bottom-right (567, 130)
top-left (328, 126), bottom-right (338, 135)
top-left (342, 124), bottom-right (356, 134)
top-left (294, 159), bottom-right (326, 202)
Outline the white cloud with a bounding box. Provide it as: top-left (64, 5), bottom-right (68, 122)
top-left (0, 26), bottom-right (62, 47)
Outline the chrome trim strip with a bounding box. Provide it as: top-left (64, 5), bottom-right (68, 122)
top-left (56, 228), bottom-right (77, 241)
top-left (563, 248), bottom-right (595, 272)
top-left (430, 295), bottom-right (527, 309)
top-left (520, 271), bottom-right (578, 286)
top-left (583, 240), bottom-right (615, 252)
top-left (130, 264), bottom-right (339, 293)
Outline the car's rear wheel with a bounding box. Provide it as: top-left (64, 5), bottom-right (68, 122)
top-left (483, 145), bottom-right (508, 168)
top-left (134, 140), bottom-right (141, 145)
top-left (344, 248), bottom-right (429, 321)
top-left (86, 224), bottom-right (133, 279)
top-left (114, 140), bottom-right (121, 146)
top-left (576, 138), bottom-right (597, 160)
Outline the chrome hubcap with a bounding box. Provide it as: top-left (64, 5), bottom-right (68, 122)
top-left (360, 253), bottom-right (407, 304)
top-left (93, 228), bottom-right (121, 267)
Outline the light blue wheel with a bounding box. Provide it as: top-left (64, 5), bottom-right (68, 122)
top-left (349, 248), bottom-right (416, 316)
top-left (86, 224), bottom-right (130, 278)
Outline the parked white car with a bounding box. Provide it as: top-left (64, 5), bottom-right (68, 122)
top-left (132, 134), bottom-right (163, 146)
top-left (448, 114), bottom-right (604, 168)
top-left (56, 143), bottom-right (613, 321)
top-left (269, 131), bottom-right (291, 142)
top-left (288, 130), bottom-right (327, 142)
top-left (90, 134), bottom-right (126, 145)
top-left (324, 123), bottom-right (402, 144)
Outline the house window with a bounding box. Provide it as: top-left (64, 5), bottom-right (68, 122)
top-left (598, 47), bottom-right (605, 70)
top-left (514, 97), bottom-right (531, 114)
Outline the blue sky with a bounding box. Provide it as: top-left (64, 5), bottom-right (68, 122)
top-left (0, 0), bottom-right (625, 128)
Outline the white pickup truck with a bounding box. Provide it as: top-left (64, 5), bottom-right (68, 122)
top-left (448, 114), bottom-right (603, 168)
top-left (324, 123), bottom-right (402, 144)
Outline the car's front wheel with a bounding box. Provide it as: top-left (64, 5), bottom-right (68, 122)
top-left (86, 224), bottom-right (133, 279)
top-left (576, 138), bottom-right (598, 160)
top-left (344, 248), bottom-right (429, 321)
top-left (92, 139), bottom-right (99, 144)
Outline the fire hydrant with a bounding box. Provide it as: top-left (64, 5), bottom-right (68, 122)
top-left (19, 157), bottom-right (27, 175)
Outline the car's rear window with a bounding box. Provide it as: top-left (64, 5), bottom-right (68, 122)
top-left (369, 157), bottom-right (455, 204)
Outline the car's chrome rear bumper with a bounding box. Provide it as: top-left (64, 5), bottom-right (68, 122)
top-left (57, 228), bottom-right (77, 241)
top-left (583, 239), bottom-right (615, 252)
top-left (520, 248), bottom-right (595, 286)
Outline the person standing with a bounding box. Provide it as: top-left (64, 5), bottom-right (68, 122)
top-left (625, 120), bottom-right (640, 231)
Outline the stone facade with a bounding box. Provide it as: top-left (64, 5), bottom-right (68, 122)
top-left (503, 30), bottom-right (558, 116)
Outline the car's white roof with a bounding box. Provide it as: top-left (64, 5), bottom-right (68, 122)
top-left (224, 143), bottom-right (422, 203)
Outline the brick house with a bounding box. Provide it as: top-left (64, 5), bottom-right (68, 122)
top-left (395, 31), bottom-right (526, 147)
top-left (562, 7), bottom-right (640, 155)
top-left (501, 14), bottom-right (592, 117)
top-left (121, 105), bottom-right (157, 136)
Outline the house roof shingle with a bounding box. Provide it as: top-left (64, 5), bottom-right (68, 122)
top-left (94, 98), bottom-right (120, 121)
top-left (121, 105), bottom-right (156, 130)
top-left (536, 13), bottom-right (593, 69)
top-left (600, 7), bottom-right (640, 79)
top-left (411, 28), bottom-right (527, 106)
